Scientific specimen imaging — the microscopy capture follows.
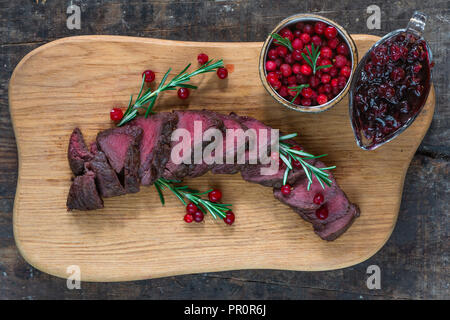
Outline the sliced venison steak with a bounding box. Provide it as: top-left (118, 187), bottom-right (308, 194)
top-left (96, 125), bottom-right (143, 193)
top-left (87, 150), bottom-right (125, 198)
top-left (163, 110), bottom-right (224, 180)
top-left (131, 113), bottom-right (178, 185)
top-left (68, 128), bottom-right (93, 176)
top-left (274, 161), bottom-right (360, 241)
top-left (240, 139), bottom-right (312, 188)
top-left (210, 112), bottom-right (248, 175)
top-left (67, 169), bottom-right (104, 211)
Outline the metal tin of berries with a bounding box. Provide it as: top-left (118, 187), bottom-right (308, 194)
top-left (259, 14), bottom-right (358, 113)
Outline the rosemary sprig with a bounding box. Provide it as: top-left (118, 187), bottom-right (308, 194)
top-left (117, 59), bottom-right (224, 126)
top-left (270, 33), bottom-right (293, 52)
top-left (154, 178), bottom-right (232, 219)
top-left (301, 43), bottom-right (332, 75)
top-left (278, 133), bottom-right (336, 190)
top-left (287, 84), bottom-right (310, 103)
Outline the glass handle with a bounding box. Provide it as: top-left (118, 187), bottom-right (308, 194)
top-left (406, 11), bottom-right (427, 38)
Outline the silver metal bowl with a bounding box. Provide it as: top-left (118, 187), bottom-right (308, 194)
top-left (259, 14), bottom-right (358, 113)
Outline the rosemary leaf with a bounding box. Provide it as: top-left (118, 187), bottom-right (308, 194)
top-left (270, 33), bottom-right (293, 52)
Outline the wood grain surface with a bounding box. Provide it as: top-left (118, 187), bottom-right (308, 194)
top-left (8, 34), bottom-right (434, 281)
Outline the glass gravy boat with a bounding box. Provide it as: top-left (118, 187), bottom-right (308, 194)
top-left (349, 12), bottom-right (433, 150)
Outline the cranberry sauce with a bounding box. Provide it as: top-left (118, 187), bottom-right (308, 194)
top-left (265, 20), bottom-right (352, 106)
top-left (351, 32), bottom-right (431, 149)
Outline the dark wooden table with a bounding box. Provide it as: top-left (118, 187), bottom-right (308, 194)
top-left (0, 0), bottom-right (448, 300)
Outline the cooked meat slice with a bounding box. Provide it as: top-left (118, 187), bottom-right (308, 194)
top-left (163, 110), bottom-right (224, 180)
top-left (274, 160), bottom-right (359, 241)
top-left (67, 170), bottom-right (103, 211)
top-left (132, 113), bottom-right (178, 185)
top-left (68, 128), bottom-right (93, 176)
top-left (96, 125), bottom-right (143, 193)
top-left (88, 151), bottom-right (125, 198)
top-left (240, 139), bottom-right (313, 188)
top-left (210, 112), bottom-right (248, 175)
top-left (313, 204), bottom-right (359, 241)
top-left (229, 113), bottom-right (274, 166)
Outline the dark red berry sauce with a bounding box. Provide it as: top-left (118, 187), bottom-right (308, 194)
top-left (351, 32), bottom-right (431, 149)
top-left (265, 20), bottom-right (352, 106)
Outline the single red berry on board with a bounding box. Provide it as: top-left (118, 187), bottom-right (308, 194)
top-left (313, 193), bottom-right (324, 205)
top-left (292, 145), bottom-right (303, 151)
top-left (110, 108), bottom-right (124, 122)
top-left (142, 69), bottom-right (156, 83)
top-left (315, 206), bottom-right (329, 220)
top-left (208, 189), bottom-right (222, 202)
top-left (184, 213), bottom-right (194, 223)
top-left (177, 87), bottom-right (190, 99)
top-left (324, 26), bottom-right (338, 39)
top-left (281, 184), bottom-right (292, 196)
top-left (224, 211), bottom-right (235, 225)
top-left (197, 53), bottom-right (209, 65)
top-left (217, 67), bottom-right (228, 79)
top-left (186, 202), bottom-right (198, 214)
top-left (317, 94), bottom-right (328, 105)
top-left (194, 211), bottom-right (204, 223)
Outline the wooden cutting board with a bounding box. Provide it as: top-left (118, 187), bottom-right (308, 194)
top-left (9, 35), bottom-right (435, 282)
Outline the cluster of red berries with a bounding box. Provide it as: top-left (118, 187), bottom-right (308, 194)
top-left (110, 53), bottom-right (228, 122)
top-left (265, 21), bottom-right (352, 106)
top-left (183, 189), bottom-right (235, 225)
